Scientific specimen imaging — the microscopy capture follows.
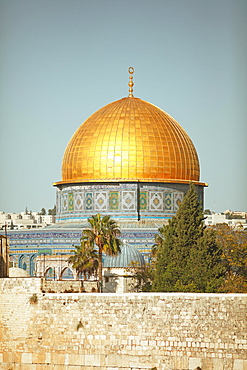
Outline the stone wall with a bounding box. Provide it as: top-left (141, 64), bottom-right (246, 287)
top-left (41, 279), bottom-right (98, 293)
top-left (0, 278), bottom-right (246, 370)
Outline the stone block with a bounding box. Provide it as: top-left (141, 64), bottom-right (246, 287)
top-left (84, 354), bottom-right (102, 366)
top-left (213, 358), bottom-right (224, 370)
top-left (67, 353), bottom-right (84, 366)
top-left (21, 352), bottom-right (33, 364)
top-left (51, 353), bottom-right (65, 365)
top-left (32, 351), bottom-right (46, 364)
top-left (234, 359), bottom-right (244, 370)
top-left (3, 351), bottom-right (13, 363)
top-left (189, 357), bottom-right (202, 369)
top-left (45, 352), bottom-right (51, 364)
top-left (106, 354), bottom-right (130, 368)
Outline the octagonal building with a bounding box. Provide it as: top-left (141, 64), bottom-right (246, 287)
top-left (53, 68), bottom-right (207, 255)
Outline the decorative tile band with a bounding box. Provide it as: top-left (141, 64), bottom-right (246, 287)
top-left (56, 183), bottom-right (184, 217)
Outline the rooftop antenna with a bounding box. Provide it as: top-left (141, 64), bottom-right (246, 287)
top-left (128, 67), bottom-right (134, 97)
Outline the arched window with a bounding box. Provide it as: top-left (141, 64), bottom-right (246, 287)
top-left (60, 267), bottom-right (74, 280)
top-left (45, 267), bottom-right (56, 280)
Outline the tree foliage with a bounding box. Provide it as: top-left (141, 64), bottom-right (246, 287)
top-left (40, 208), bottom-right (46, 215)
top-left (48, 205), bottom-right (56, 215)
top-left (126, 261), bottom-right (153, 292)
top-left (212, 224), bottom-right (247, 292)
top-left (82, 214), bottom-right (121, 290)
top-left (68, 240), bottom-right (98, 280)
top-left (152, 184), bottom-right (225, 292)
top-left (126, 244), bottom-right (157, 292)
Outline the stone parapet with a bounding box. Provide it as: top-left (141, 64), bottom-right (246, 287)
top-left (0, 278), bottom-right (246, 370)
top-left (41, 279), bottom-right (98, 293)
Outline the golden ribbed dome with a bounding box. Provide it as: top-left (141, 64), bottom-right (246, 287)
top-left (57, 97), bottom-right (201, 185)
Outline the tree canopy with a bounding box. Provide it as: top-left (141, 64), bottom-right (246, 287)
top-left (40, 208), bottom-right (46, 215)
top-left (81, 214), bottom-right (121, 291)
top-left (152, 183), bottom-right (225, 292)
top-left (68, 240), bottom-right (98, 280)
top-left (212, 224), bottom-right (247, 292)
top-left (48, 205), bottom-right (56, 215)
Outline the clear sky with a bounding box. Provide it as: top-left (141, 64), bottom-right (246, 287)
top-left (0, 0), bottom-right (246, 214)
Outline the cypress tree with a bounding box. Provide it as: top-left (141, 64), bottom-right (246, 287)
top-left (152, 183), bottom-right (225, 292)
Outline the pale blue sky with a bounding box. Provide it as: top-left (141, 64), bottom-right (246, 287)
top-left (0, 0), bottom-right (246, 213)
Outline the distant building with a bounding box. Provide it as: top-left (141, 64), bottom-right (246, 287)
top-left (0, 211), bottom-right (55, 230)
top-left (224, 210), bottom-right (247, 219)
top-left (204, 212), bottom-right (247, 229)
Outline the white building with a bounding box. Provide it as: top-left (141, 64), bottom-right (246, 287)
top-left (204, 212), bottom-right (247, 229)
top-left (0, 211), bottom-right (55, 230)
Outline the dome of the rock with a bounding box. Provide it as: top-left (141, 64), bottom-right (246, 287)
top-left (53, 67), bottom-right (207, 255)
top-left (8, 68), bottom-right (208, 279)
top-left (58, 97), bottom-right (200, 185)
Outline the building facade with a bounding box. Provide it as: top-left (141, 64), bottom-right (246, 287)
top-left (0, 211), bottom-right (55, 230)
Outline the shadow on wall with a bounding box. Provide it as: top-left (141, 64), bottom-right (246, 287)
top-left (103, 274), bottom-right (119, 293)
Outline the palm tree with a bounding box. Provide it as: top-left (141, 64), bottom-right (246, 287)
top-left (82, 214), bottom-right (121, 291)
top-left (68, 240), bottom-right (98, 280)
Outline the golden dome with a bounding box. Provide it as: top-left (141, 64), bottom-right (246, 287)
top-left (56, 96), bottom-right (203, 185)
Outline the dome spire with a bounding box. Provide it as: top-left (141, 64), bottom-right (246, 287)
top-left (128, 67), bottom-right (134, 97)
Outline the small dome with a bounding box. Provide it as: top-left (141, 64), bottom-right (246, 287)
top-left (9, 267), bottom-right (30, 277)
top-left (103, 243), bottom-right (145, 268)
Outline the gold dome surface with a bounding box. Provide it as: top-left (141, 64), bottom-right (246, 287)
top-left (57, 97), bottom-right (202, 185)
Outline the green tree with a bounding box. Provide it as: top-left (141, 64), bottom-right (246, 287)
top-left (152, 183), bottom-right (225, 292)
top-left (68, 240), bottom-right (98, 280)
top-left (127, 243), bottom-right (158, 292)
top-left (48, 206), bottom-right (56, 215)
top-left (82, 214), bottom-right (121, 291)
top-left (126, 253), bottom-right (155, 293)
top-left (213, 224), bottom-right (247, 292)
top-left (39, 208), bottom-right (46, 215)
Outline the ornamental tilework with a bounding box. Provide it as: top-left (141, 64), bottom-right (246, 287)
top-left (164, 192), bottom-right (173, 211)
top-left (139, 192), bottom-right (148, 210)
top-left (56, 185), bottom-right (186, 215)
top-left (68, 193), bottom-right (74, 212)
top-left (109, 192), bottom-right (119, 210)
top-left (95, 192), bottom-right (107, 210)
top-left (61, 193), bottom-right (68, 213)
top-left (85, 192), bottom-right (93, 210)
top-left (74, 192), bottom-right (83, 211)
top-left (174, 192), bottom-right (184, 211)
top-left (149, 192), bottom-right (163, 211)
top-left (122, 191), bottom-right (135, 210)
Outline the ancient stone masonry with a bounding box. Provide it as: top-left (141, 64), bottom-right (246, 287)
top-left (0, 278), bottom-right (247, 370)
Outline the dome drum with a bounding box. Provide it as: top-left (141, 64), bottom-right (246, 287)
top-left (55, 181), bottom-right (204, 224)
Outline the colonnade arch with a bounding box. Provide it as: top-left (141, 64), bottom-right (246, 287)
top-left (35, 255), bottom-right (77, 280)
top-left (18, 253), bottom-right (37, 276)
